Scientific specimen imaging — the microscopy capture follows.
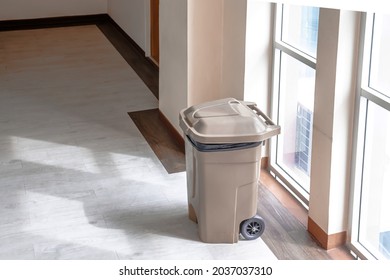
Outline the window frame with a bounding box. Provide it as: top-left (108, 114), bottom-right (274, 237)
top-left (349, 12), bottom-right (390, 260)
top-left (270, 4), bottom-right (318, 205)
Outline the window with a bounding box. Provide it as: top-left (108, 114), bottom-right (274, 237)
top-left (270, 4), bottom-right (319, 203)
top-left (369, 14), bottom-right (390, 97)
top-left (351, 13), bottom-right (390, 260)
top-left (281, 6), bottom-right (319, 57)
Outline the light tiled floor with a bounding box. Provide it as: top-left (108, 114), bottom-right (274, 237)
top-left (0, 25), bottom-right (276, 260)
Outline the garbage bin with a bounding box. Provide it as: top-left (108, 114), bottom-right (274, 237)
top-left (179, 98), bottom-right (280, 243)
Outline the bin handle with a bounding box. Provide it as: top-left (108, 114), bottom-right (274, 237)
top-left (246, 103), bottom-right (277, 127)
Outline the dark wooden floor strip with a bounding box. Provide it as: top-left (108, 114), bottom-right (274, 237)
top-left (97, 19), bottom-right (159, 99)
top-left (129, 109), bottom-right (185, 174)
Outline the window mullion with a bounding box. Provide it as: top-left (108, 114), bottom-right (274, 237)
top-left (275, 41), bottom-right (316, 69)
top-left (361, 87), bottom-right (390, 111)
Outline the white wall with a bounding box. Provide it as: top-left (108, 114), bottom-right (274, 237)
top-left (187, 0), bottom-right (224, 106)
top-left (0, 0), bottom-right (149, 56)
top-left (221, 0), bottom-right (248, 101)
top-left (0, 0), bottom-right (107, 20)
top-left (244, 2), bottom-right (275, 158)
top-left (160, 0), bottom-right (250, 133)
top-left (107, 0), bottom-right (148, 52)
top-left (244, 1), bottom-right (274, 116)
top-left (159, 0), bottom-right (188, 133)
top-left (187, 0), bottom-right (249, 106)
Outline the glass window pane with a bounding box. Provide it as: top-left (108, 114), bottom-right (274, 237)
top-left (359, 101), bottom-right (390, 259)
top-left (282, 5), bottom-right (319, 58)
top-left (276, 53), bottom-right (315, 191)
top-left (369, 14), bottom-right (390, 97)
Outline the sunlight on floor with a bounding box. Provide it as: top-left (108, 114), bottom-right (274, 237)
top-left (10, 136), bottom-right (100, 174)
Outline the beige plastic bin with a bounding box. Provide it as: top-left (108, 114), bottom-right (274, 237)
top-left (179, 98), bottom-right (280, 243)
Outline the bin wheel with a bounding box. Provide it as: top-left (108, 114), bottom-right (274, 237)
top-left (240, 216), bottom-right (265, 240)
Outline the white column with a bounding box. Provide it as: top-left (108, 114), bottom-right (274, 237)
top-left (309, 9), bottom-right (360, 244)
top-left (159, 0), bottom-right (189, 133)
top-left (187, 0), bottom-right (224, 106)
top-left (220, 0), bottom-right (248, 100)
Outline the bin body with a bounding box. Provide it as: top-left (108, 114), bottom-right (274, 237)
top-left (185, 137), bottom-right (262, 243)
top-left (180, 98), bottom-right (280, 243)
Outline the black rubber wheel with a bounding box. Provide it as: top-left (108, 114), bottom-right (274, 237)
top-left (240, 216), bottom-right (265, 240)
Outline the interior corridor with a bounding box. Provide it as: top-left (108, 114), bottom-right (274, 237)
top-left (0, 25), bottom-right (276, 260)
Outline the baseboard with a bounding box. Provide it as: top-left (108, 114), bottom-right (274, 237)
top-left (104, 16), bottom-right (159, 72)
top-left (261, 157), bottom-right (269, 169)
top-left (104, 16), bottom-right (145, 57)
top-left (0, 14), bottom-right (109, 31)
top-left (158, 110), bottom-right (185, 152)
top-left (308, 217), bottom-right (347, 250)
top-left (103, 16), bottom-right (156, 71)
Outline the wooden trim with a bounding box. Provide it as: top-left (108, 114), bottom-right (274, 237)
top-left (105, 16), bottom-right (145, 57)
top-left (158, 110), bottom-right (185, 152)
top-left (105, 15), bottom-right (159, 71)
top-left (308, 217), bottom-right (347, 250)
top-left (146, 57), bottom-right (160, 71)
top-left (150, 0), bottom-right (160, 65)
top-left (97, 16), bottom-right (159, 99)
top-left (261, 157), bottom-right (269, 169)
top-left (188, 203), bottom-right (198, 223)
top-left (0, 14), bottom-right (108, 31)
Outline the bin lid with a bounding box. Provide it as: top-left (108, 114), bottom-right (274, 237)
top-left (179, 98), bottom-right (280, 144)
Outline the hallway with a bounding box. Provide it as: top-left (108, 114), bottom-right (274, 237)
top-left (0, 25), bottom-right (275, 259)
